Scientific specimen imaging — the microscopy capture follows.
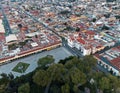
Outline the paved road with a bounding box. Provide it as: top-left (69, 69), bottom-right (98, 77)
top-left (0, 3), bottom-right (12, 35)
top-left (63, 39), bottom-right (82, 57)
top-left (96, 64), bottom-right (109, 74)
top-left (17, 6), bottom-right (61, 37)
top-left (0, 47), bottom-right (73, 77)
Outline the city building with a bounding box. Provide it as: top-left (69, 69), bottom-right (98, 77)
top-left (94, 46), bottom-right (120, 76)
top-left (0, 19), bottom-right (5, 42)
top-left (67, 30), bottom-right (115, 56)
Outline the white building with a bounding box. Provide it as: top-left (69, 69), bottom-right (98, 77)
top-left (67, 35), bottom-right (91, 56)
top-left (95, 56), bottom-right (120, 76)
top-left (67, 35), bottom-right (75, 48)
top-left (67, 31), bottom-right (112, 56)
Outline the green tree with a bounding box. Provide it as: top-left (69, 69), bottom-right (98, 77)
top-left (0, 82), bottom-right (6, 93)
top-left (45, 64), bottom-right (66, 93)
top-left (82, 55), bottom-right (97, 68)
top-left (33, 70), bottom-right (50, 87)
top-left (37, 55), bottom-right (54, 68)
top-left (61, 83), bottom-right (70, 93)
top-left (18, 83), bottom-right (30, 93)
top-left (73, 85), bottom-right (80, 93)
top-left (0, 73), bottom-right (9, 83)
top-left (107, 75), bottom-right (120, 91)
top-left (50, 85), bottom-right (61, 93)
top-left (2, 55), bottom-right (120, 93)
top-left (88, 72), bottom-right (104, 82)
top-left (69, 67), bottom-right (86, 85)
top-left (82, 55), bottom-right (97, 73)
top-left (47, 64), bottom-right (66, 82)
top-left (0, 73), bottom-right (9, 93)
top-left (98, 77), bottom-right (110, 91)
top-left (65, 56), bottom-right (81, 70)
top-left (116, 88), bottom-right (120, 93)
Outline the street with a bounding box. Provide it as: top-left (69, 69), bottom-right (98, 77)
top-left (0, 2), bottom-right (12, 35)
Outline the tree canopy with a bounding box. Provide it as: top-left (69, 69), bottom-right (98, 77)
top-left (1, 55), bottom-right (120, 93)
top-left (18, 83), bottom-right (30, 93)
top-left (37, 55), bottom-right (54, 68)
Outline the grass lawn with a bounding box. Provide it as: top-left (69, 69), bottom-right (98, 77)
top-left (12, 62), bottom-right (30, 73)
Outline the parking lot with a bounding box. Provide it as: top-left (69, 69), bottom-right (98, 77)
top-left (0, 47), bottom-right (73, 77)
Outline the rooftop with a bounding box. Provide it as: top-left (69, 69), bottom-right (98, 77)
top-left (0, 19), bottom-right (5, 33)
top-left (95, 46), bottom-right (120, 71)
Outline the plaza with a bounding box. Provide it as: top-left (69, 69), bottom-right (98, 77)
top-left (0, 47), bottom-right (73, 77)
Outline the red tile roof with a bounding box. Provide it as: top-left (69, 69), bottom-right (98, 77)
top-left (85, 30), bottom-right (95, 35)
top-left (69, 35), bottom-right (75, 41)
top-left (111, 57), bottom-right (120, 70)
top-left (77, 38), bottom-right (86, 45)
top-left (111, 57), bottom-right (120, 63)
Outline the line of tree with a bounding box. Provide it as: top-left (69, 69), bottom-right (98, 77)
top-left (0, 55), bottom-right (120, 93)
